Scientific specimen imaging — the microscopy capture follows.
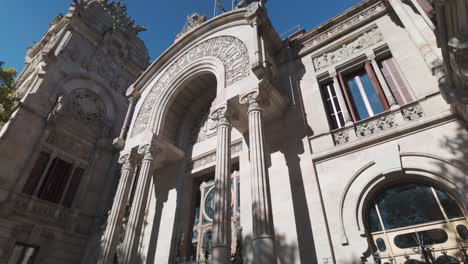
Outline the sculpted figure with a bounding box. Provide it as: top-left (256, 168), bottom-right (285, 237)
top-left (448, 30), bottom-right (468, 84)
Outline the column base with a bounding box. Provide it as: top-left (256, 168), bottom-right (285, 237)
top-left (211, 245), bottom-right (231, 264)
top-left (253, 237), bottom-right (277, 264)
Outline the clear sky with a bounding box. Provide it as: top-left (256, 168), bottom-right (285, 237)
top-left (0, 0), bottom-right (362, 72)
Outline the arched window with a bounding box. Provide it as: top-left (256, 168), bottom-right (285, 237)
top-left (367, 183), bottom-right (467, 263)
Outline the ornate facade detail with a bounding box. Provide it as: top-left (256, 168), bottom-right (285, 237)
top-left (188, 141), bottom-right (243, 170)
top-left (132, 36), bottom-right (250, 136)
top-left (67, 88), bottom-right (106, 125)
top-left (333, 130), bottom-right (350, 145)
top-left (177, 14), bottom-right (207, 38)
top-left (304, 2), bottom-right (386, 50)
top-left (13, 193), bottom-right (68, 222)
top-left (402, 103), bottom-right (424, 121)
top-left (192, 108), bottom-right (218, 144)
top-left (355, 113), bottom-right (396, 137)
top-left (313, 28), bottom-right (384, 72)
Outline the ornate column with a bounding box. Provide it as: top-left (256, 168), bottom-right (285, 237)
top-left (120, 144), bottom-right (158, 264)
top-left (240, 91), bottom-right (277, 264)
top-left (210, 106), bottom-right (233, 264)
top-left (98, 153), bottom-right (136, 264)
top-left (366, 53), bottom-right (398, 108)
top-left (329, 69), bottom-right (353, 125)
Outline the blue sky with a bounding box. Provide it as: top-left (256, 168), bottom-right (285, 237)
top-left (0, 0), bottom-right (361, 72)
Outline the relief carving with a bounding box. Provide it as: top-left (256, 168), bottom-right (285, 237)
top-left (313, 28), bottom-right (384, 72)
top-left (132, 36), bottom-right (250, 137)
top-left (304, 2), bottom-right (386, 50)
top-left (355, 113), bottom-right (396, 137)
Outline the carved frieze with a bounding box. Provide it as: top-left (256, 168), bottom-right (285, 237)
top-left (333, 130), bottom-right (350, 145)
top-left (304, 2), bottom-right (386, 50)
top-left (132, 36), bottom-right (250, 137)
top-left (188, 141), bottom-right (243, 171)
top-left (401, 103), bottom-right (424, 121)
top-left (355, 113), bottom-right (396, 137)
top-left (313, 28), bottom-right (384, 72)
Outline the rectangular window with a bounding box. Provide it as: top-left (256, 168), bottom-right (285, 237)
top-left (342, 67), bottom-right (388, 120)
top-left (380, 57), bottom-right (415, 105)
top-left (23, 153), bottom-right (83, 206)
top-left (320, 82), bottom-right (345, 129)
top-left (8, 243), bottom-right (38, 264)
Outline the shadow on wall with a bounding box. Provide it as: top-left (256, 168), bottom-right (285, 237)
top-left (437, 119), bottom-right (468, 198)
top-left (242, 232), bottom-right (298, 264)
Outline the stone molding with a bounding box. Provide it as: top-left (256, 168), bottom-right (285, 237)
top-left (132, 36), bottom-right (250, 137)
top-left (302, 1), bottom-right (386, 52)
top-left (187, 141), bottom-right (243, 171)
top-left (331, 102), bottom-right (424, 145)
top-left (312, 27), bottom-right (384, 72)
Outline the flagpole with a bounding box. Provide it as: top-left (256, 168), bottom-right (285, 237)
top-left (213, 0), bottom-right (217, 17)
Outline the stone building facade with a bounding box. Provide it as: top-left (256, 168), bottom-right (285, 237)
top-left (1, 0), bottom-right (467, 264)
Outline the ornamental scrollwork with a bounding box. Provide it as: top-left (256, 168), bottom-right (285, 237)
top-left (313, 28), bottom-right (384, 72)
top-left (210, 106), bottom-right (234, 127)
top-left (239, 90), bottom-right (269, 112)
top-left (132, 36), bottom-right (250, 137)
top-left (355, 113), bottom-right (396, 137)
top-left (304, 2), bottom-right (386, 50)
top-left (402, 103), bottom-right (424, 121)
top-left (333, 130), bottom-right (350, 145)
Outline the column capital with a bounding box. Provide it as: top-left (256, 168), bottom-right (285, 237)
top-left (240, 90), bottom-right (269, 113)
top-left (137, 144), bottom-right (161, 161)
top-left (210, 105), bottom-right (235, 127)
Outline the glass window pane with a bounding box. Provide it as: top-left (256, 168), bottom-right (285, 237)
top-left (394, 229), bottom-right (448, 249)
top-left (376, 238), bottom-right (386, 252)
top-left (347, 77), bottom-right (369, 120)
top-left (359, 72), bottom-right (384, 115)
top-left (38, 158), bottom-right (73, 204)
top-left (456, 225), bottom-right (468, 240)
top-left (203, 188), bottom-right (215, 224)
top-left (435, 189), bottom-right (463, 219)
top-left (376, 184), bottom-right (444, 230)
top-left (368, 205), bottom-right (382, 232)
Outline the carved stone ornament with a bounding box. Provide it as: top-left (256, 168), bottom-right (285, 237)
top-left (355, 113), bottom-right (396, 137)
top-left (210, 106), bottom-right (233, 127)
top-left (237, 0), bottom-right (265, 8)
top-left (240, 90), bottom-right (269, 112)
top-left (188, 141), bottom-right (243, 171)
top-left (333, 130), bottom-right (350, 145)
top-left (177, 13), bottom-right (207, 38)
top-left (313, 28), bottom-right (384, 72)
top-left (192, 107), bottom-right (218, 144)
top-left (67, 88), bottom-right (106, 125)
top-left (304, 2), bottom-right (386, 50)
top-left (132, 36), bottom-right (250, 137)
top-left (401, 103), bottom-right (424, 121)
top-left (448, 30), bottom-right (468, 85)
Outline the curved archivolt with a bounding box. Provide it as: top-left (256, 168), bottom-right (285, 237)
top-left (131, 35), bottom-right (250, 137)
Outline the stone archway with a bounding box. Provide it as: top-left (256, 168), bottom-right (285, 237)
top-left (130, 35), bottom-right (250, 137)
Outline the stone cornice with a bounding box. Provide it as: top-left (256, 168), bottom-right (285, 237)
top-left (289, 0), bottom-right (387, 57)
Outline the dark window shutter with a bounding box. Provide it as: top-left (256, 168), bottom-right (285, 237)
top-left (63, 168), bottom-right (84, 208)
top-left (381, 57), bottom-right (414, 105)
top-left (23, 152), bottom-right (50, 195)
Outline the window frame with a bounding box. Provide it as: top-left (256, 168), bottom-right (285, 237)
top-left (8, 242), bottom-right (39, 264)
